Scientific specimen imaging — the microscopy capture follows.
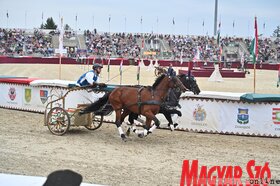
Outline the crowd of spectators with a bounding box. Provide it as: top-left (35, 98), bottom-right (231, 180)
top-left (0, 27), bottom-right (279, 62)
top-left (0, 28), bottom-right (54, 56)
top-left (166, 35), bottom-right (221, 61)
top-left (274, 38), bottom-right (280, 61)
top-left (244, 37), bottom-right (279, 62)
top-left (84, 30), bottom-right (141, 58)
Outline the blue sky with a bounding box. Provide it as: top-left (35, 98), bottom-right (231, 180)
top-left (0, 0), bottom-right (279, 37)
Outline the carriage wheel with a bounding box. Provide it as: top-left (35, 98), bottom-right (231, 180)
top-left (84, 113), bottom-right (103, 130)
top-left (46, 107), bottom-right (70, 135)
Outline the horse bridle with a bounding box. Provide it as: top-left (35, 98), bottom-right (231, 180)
top-left (171, 76), bottom-right (188, 92)
top-left (186, 76), bottom-right (198, 93)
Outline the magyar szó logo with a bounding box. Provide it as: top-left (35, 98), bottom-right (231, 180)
top-left (193, 104), bottom-right (207, 121)
top-left (272, 108), bottom-right (280, 125)
top-left (24, 88), bottom-right (31, 103)
top-left (8, 87), bottom-right (16, 101)
top-left (40, 90), bottom-right (48, 104)
top-left (237, 108), bottom-right (249, 124)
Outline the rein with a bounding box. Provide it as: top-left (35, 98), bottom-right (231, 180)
top-left (103, 65), bottom-right (133, 83)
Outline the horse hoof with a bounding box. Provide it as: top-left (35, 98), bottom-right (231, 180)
top-left (121, 134), bottom-right (127, 142)
top-left (174, 123), bottom-right (178, 128)
top-left (138, 133), bottom-right (144, 138)
top-left (126, 128), bottom-right (131, 136)
top-left (169, 124), bottom-right (175, 131)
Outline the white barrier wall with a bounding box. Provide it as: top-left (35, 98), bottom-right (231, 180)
top-left (0, 83), bottom-right (102, 113)
top-left (169, 97), bottom-right (280, 137)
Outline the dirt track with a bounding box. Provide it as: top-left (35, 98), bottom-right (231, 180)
top-left (0, 108), bottom-right (280, 185)
top-left (0, 64), bottom-right (280, 185)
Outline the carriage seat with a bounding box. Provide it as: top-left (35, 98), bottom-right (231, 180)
top-left (68, 83), bottom-right (80, 88)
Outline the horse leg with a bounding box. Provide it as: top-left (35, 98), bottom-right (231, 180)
top-left (163, 108), bottom-right (182, 131)
top-left (126, 112), bottom-right (138, 136)
top-left (169, 109), bottom-right (181, 128)
top-left (120, 109), bottom-right (130, 123)
top-left (162, 109), bottom-right (175, 131)
top-left (161, 107), bottom-right (175, 131)
top-left (119, 109), bottom-right (132, 137)
top-left (137, 118), bottom-right (152, 138)
top-left (115, 110), bottom-right (127, 141)
top-left (126, 112), bottom-right (147, 137)
top-left (139, 112), bottom-right (160, 137)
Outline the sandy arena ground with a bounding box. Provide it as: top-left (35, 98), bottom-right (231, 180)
top-left (0, 63), bottom-right (280, 185)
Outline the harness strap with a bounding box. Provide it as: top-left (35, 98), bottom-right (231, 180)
top-left (138, 87), bottom-right (144, 114)
top-left (114, 86), bottom-right (163, 113)
top-left (140, 100), bottom-right (162, 106)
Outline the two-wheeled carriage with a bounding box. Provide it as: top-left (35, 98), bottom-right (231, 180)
top-left (44, 85), bottom-right (113, 135)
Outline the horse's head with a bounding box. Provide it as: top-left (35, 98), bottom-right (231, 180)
top-left (153, 74), bottom-right (187, 93)
top-left (178, 73), bottom-right (200, 95)
top-left (169, 75), bottom-right (188, 92)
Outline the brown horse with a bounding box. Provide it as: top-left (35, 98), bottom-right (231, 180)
top-left (80, 74), bottom-right (186, 141)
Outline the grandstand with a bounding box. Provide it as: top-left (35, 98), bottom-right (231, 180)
top-left (0, 28), bottom-right (279, 64)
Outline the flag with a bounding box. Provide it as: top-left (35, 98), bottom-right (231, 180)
top-left (263, 22), bottom-right (266, 29)
top-left (101, 57), bottom-right (104, 65)
top-left (180, 50), bottom-right (183, 65)
top-left (202, 20), bottom-right (204, 27)
top-left (59, 17), bottom-right (64, 55)
top-left (172, 18), bottom-right (175, 25)
top-left (147, 59), bottom-right (154, 71)
top-left (75, 14), bottom-right (77, 22)
top-left (233, 20), bottom-right (235, 28)
top-left (250, 17), bottom-right (258, 64)
top-left (6, 11), bottom-right (9, 18)
top-left (193, 46), bottom-right (201, 62)
top-left (109, 15), bottom-right (111, 22)
top-left (277, 63), bottom-right (280, 87)
top-left (42, 12), bottom-right (44, 20)
top-left (119, 58), bottom-right (123, 75)
top-left (137, 59), bottom-right (140, 81)
top-left (240, 53), bottom-right (244, 69)
top-left (140, 58), bottom-right (145, 68)
top-left (107, 55), bottom-right (111, 73)
top-left (154, 58), bottom-right (159, 67)
top-left (219, 47), bottom-right (223, 62)
top-left (140, 16), bottom-right (142, 24)
top-left (217, 22), bottom-right (221, 46)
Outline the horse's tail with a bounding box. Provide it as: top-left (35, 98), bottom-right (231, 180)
top-left (79, 92), bottom-right (111, 115)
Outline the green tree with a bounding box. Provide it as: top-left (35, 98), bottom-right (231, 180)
top-left (273, 26), bottom-right (280, 37)
top-left (64, 24), bottom-right (71, 31)
top-left (42, 17), bottom-right (57, 29)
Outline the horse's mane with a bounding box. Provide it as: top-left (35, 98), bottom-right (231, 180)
top-left (178, 73), bottom-right (194, 79)
top-left (152, 74), bottom-right (166, 89)
top-left (178, 74), bottom-right (186, 78)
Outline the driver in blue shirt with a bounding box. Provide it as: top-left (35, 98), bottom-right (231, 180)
top-left (77, 63), bottom-right (103, 86)
top-left (167, 63), bottom-right (176, 76)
